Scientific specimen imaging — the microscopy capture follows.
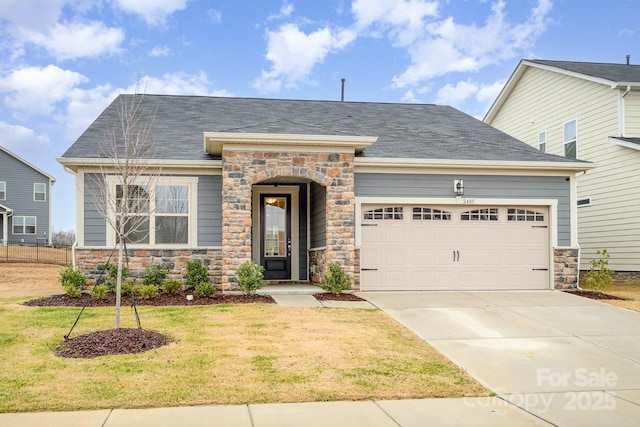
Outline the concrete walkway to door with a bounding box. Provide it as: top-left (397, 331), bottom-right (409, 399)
top-left (362, 291), bottom-right (640, 426)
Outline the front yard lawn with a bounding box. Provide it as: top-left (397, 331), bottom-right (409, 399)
top-left (0, 298), bottom-right (486, 413)
top-left (579, 280), bottom-right (640, 312)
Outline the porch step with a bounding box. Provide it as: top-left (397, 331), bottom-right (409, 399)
top-left (257, 283), bottom-right (322, 295)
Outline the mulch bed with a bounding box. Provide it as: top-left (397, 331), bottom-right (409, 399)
top-left (56, 328), bottom-right (169, 358)
top-left (24, 290), bottom-right (276, 307)
top-left (566, 290), bottom-right (626, 301)
top-left (313, 292), bottom-right (366, 301)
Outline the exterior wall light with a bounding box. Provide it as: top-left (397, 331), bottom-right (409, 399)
top-left (454, 179), bottom-right (464, 196)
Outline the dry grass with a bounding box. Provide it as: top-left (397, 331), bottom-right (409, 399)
top-left (580, 279), bottom-right (640, 312)
top-left (0, 263), bottom-right (63, 298)
top-left (0, 300), bottom-right (486, 413)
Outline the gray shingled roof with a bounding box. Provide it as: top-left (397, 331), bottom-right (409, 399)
top-left (529, 60), bottom-right (640, 83)
top-left (63, 95), bottom-right (578, 163)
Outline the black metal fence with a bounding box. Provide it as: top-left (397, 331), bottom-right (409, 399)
top-left (0, 241), bottom-right (73, 265)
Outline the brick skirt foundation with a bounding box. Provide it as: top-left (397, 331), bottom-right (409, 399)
top-left (554, 247), bottom-right (579, 290)
top-left (75, 248), bottom-right (222, 286)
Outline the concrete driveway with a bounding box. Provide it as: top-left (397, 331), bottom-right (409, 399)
top-left (362, 291), bottom-right (640, 426)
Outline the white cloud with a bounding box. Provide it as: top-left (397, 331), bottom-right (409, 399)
top-left (435, 80), bottom-right (479, 107)
top-left (351, 0), bottom-right (553, 90)
top-left (0, 65), bottom-right (88, 115)
top-left (26, 21), bottom-right (124, 60)
top-left (111, 0), bottom-right (190, 26)
top-left (268, 3), bottom-right (294, 20)
top-left (208, 9), bottom-right (222, 24)
top-left (254, 24), bottom-right (356, 93)
top-left (476, 79), bottom-right (505, 104)
top-left (0, 121), bottom-right (51, 158)
top-left (352, 0), bottom-right (439, 45)
top-left (150, 46), bottom-right (172, 57)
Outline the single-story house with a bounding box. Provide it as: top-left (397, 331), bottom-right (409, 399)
top-left (58, 95), bottom-right (591, 291)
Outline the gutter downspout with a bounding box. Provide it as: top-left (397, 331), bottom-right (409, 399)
top-left (574, 170), bottom-right (587, 291)
top-left (619, 85), bottom-right (631, 137)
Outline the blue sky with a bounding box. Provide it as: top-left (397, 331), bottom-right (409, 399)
top-left (0, 0), bottom-right (638, 232)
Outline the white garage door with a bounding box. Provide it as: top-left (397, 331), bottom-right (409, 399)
top-left (360, 205), bottom-right (549, 291)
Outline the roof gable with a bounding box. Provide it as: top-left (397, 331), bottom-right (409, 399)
top-left (0, 145), bottom-right (55, 182)
top-left (485, 59), bottom-right (640, 123)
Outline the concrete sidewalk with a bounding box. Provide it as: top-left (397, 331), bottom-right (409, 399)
top-left (0, 397), bottom-right (549, 426)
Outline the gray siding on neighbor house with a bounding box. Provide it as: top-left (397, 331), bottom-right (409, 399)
top-left (310, 182), bottom-right (326, 248)
top-left (197, 175), bottom-right (222, 246)
top-left (0, 149), bottom-right (52, 244)
top-left (355, 173), bottom-right (572, 246)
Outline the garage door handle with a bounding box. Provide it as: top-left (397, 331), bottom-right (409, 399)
top-left (532, 268), bottom-right (548, 271)
top-left (361, 268), bottom-right (378, 271)
top-left (457, 251), bottom-right (460, 262)
top-left (453, 250), bottom-right (460, 262)
top-left (532, 226), bottom-right (548, 228)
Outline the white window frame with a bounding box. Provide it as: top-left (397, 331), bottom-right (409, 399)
top-left (577, 197), bottom-right (592, 207)
top-left (105, 176), bottom-right (198, 247)
top-left (34, 183), bottom-right (46, 202)
top-left (563, 119), bottom-right (577, 159)
top-left (538, 131), bottom-right (547, 153)
top-left (13, 216), bottom-right (36, 235)
top-left (0, 181), bottom-right (5, 200)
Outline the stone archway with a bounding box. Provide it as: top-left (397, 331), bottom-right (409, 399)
top-left (221, 149), bottom-right (355, 289)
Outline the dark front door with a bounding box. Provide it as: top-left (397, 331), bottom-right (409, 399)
top-left (260, 194), bottom-right (291, 280)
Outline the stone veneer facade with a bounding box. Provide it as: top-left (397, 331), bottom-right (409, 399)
top-left (221, 149), bottom-right (355, 290)
top-left (75, 248), bottom-right (222, 286)
top-left (554, 248), bottom-right (579, 289)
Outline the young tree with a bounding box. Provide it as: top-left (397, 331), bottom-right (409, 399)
top-left (88, 90), bottom-right (160, 328)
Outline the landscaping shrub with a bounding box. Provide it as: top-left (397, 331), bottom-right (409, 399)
top-left (163, 279), bottom-right (183, 295)
top-left (99, 262), bottom-right (129, 291)
top-left (136, 284), bottom-right (159, 300)
top-left (59, 265), bottom-right (87, 297)
top-left (92, 284), bottom-right (108, 300)
top-left (195, 281), bottom-right (216, 297)
top-left (320, 262), bottom-right (352, 295)
top-left (235, 261), bottom-right (266, 295)
top-left (586, 249), bottom-right (613, 294)
top-left (64, 284), bottom-right (82, 298)
top-left (184, 259), bottom-right (210, 289)
top-left (121, 280), bottom-right (135, 297)
top-left (143, 264), bottom-right (169, 287)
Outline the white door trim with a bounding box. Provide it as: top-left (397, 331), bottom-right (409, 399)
top-left (252, 185), bottom-right (300, 281)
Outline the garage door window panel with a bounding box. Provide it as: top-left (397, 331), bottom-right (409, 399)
top-left (412, 207), bottom-right (451, 220)
top-left (364, 207), bottom-right (403, 220)
top-left (507, 208), bottom-right (544, 222)
top-left (460, 208), bottom-right (498, 221)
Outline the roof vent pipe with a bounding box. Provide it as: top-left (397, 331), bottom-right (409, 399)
top-left (626, 55), bottom-right (630, 65)
top-left (341, 78), bottom-right (345, 102)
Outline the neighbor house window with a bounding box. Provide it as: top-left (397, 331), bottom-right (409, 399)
top-left (0, 182), bottom-right (5, 200)
top-left (538, 131), bottom-right (547, 152)
top-left (109, 177), bottom-right (196, 246)
top-left (13, 216), bottom-right (36, 234)
top-left (577, 197), bottom-right (591, 207)
top-left (34, 183), bottom-right (46, 201)
top-left (563, 119), bottom-right (577, 159)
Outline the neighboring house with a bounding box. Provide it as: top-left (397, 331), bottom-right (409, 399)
top-left (484, 59), bottom-right (640, 272)
top-left (58, 95), bottom-right (590, 291)
top-left (0, 145), bottom-right (56, 245)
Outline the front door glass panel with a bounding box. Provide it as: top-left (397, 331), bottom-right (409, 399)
top-left (264, 197), bottom-right (287, 257)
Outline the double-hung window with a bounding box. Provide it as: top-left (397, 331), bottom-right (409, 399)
top-left (109, 177), bottom-right (196, 246)
top-left (0, 182), bottom-right (5, 200)
top-left (13, 216), bottom-right (36, 234)
top-left (563, 119), bottom-right (577, 159)
top-left (538, 131), bottom-right (546, 153)
top-left (34, 183), bottom-right (46, 201)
